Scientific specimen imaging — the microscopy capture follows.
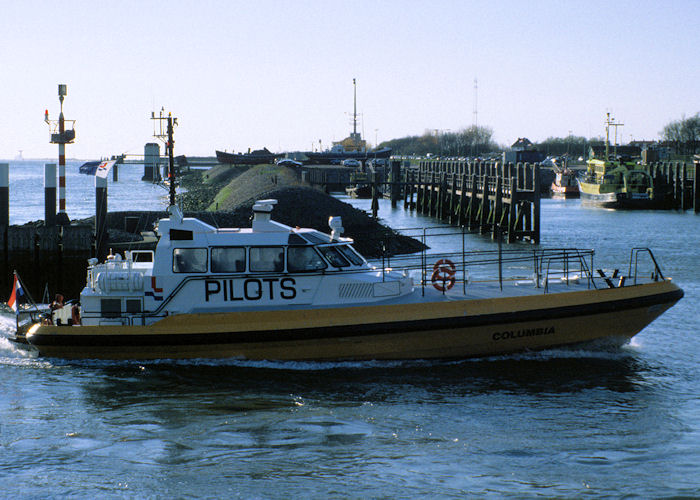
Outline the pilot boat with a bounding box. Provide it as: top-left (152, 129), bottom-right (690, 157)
top-left (10, 197), bottom-right (683, 361)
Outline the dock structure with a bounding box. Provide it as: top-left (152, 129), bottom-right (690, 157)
top-left (404, 159), bottom-right (541, 243)
top-left (644, 160), bottom-right (699, 213)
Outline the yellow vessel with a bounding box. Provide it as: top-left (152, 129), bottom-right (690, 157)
top-left (578, 113), bottom-right (667, 208)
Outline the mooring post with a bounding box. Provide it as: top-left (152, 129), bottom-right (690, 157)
top-left (508, 178), bottom-right (518, 244)
top-left (44, 163), bottom-right (57, 226)
top-left (449, 172), bottom-right (458, 225)
top-left (371, 171), bottom-right (379, 218)
top-left (479, 174), bottom-right (490, 234)
top-left (694, 158), bottom-right (700, 213)
top-left (112, 161), bottom-right (119, 182)
top-left (681, 163), bottom-right (688, 211)
top-left (95, 173), bottom-right (108, 259)
top-left (492, 174), bottom-right (502, 240)
top-left (391, 160), bottom-right (401, 208)
top-left (0, 163), bottom-right (8, 228)
top-left (533, 164), bottom-right (541, 244)
top-left (458, 173), bottom-right (467, 227)
top-left (674, 162), bottom-right (681, 209)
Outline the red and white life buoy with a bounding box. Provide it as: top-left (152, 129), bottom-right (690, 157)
top-left (431, 259), bottom-right (456, 291)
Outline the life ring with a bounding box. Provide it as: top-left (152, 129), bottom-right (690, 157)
top-left (432, 259), bottom-right (456, 291)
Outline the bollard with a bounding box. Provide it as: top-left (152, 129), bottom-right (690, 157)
top-left (44, 163), bottom-right (57, 226)
top-left (112, 162), bottom-right (119, 182)
top-left (0, 163), bottom-right (8, 227)
top-left (95, 174), bottom-right (108, 259)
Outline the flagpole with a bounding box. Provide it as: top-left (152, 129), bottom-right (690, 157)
top-left (14, 270), bottom-right (41, 311)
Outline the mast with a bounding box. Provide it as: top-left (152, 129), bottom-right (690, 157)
top-left (167, 114), bottom-right (176, 207)
top-left (353, 78), bottom-right (357, 137)
top-left (605, 112), bottom-right (624, 160)
top-left (151, 108), bottom-right (178, 207)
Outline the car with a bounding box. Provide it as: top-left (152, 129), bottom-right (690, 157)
top-left (276, 159), bottom-right (302, 167)
top-left (342, 159), bottom-right (361, 168)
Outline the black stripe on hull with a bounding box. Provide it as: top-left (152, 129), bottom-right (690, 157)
top-left (27, 288), bottom-right (683, 349)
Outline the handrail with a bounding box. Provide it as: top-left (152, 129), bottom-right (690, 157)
top-left (628, 247), bottom-right (665, 285)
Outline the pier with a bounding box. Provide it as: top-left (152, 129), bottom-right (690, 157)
top-left (405, 160), bottom-right (541, 243)
top-left (305, 158), bottom-right (700, 242)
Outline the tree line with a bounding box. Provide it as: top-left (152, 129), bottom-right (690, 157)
top-left (380, 126), bottom-right (499, 157)
top-left (380, 112), bottom-right (699, 158)
top-left (661, 113), bottom-right (700, 156)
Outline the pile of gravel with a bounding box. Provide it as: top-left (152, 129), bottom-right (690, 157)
top-left (101, 164), bottom-right (424, 258)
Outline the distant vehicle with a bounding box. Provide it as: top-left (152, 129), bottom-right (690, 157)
top-left (342, 159), bottom-right (361, 168)
top-left (276, 159), bottom-right (302, 167)
top-left (368, 158), bottom-right (388, 168)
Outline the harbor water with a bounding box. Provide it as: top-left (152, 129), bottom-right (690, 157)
top-left (1, 168), bottom-right (700, 497)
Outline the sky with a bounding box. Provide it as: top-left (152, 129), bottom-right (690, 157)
top-left (1, 0), bottom-right (699, 159)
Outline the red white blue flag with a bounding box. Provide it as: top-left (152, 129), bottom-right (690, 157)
top-left (7, 273), bottom-right (23, 313)
top-left (95, 160), bottom-right (117, 179)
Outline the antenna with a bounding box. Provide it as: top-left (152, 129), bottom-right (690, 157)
top-left (604, 112), bottom-right (624, 159)
top-left (353, 78), bottom-right (357, 136)
top-left (473, 77), bottom-right (478, 128)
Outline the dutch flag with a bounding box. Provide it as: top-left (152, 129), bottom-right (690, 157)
top-left (7, 274), bottom-right (24, 313)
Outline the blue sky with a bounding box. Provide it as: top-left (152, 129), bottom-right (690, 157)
top-left (2, 0), bottom-right (698, 159)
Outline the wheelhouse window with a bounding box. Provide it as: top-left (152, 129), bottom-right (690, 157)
top-left (318, 245), bottom-right (350, 268)
top-left (173, 248), bottom-right (208, 273)
top-left (287, 246), bottom-right (327, 272)
top-left (101, 298), bottom-right (121, 318)
top-left (211, 247), bottom-right (246, 273)
top-left (336, 245), bottom-right (365, 266)
top-left (250, 246), bottom-right (284, 272)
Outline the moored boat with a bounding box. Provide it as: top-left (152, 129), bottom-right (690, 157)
top-left (11, 198), bottom-right (682, 360)
top-left (578, 114), bottom-right (668, 208)
top-left (550, 161), bottom-right (580, 198)
top-left (215, 148), bottom-right (282, 165)
top-left (304, 78), bottom-right (391, 164)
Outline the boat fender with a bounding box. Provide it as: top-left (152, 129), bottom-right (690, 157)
top-left (431, 259), bottom-right (456, 292)
top-left (71, 304), bottom-right (81, 326)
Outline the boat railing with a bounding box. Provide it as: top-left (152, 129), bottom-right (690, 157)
top-left (370, 247), bottom-right (596, 295)
top-left (364, 224), bottom-right (599, 294)
top-left (628, 247), bottom-right (665, 285)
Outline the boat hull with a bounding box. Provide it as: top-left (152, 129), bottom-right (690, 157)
top-left (24, 280), bottom-right (682, 360)
top-left (215, 150), bottom-right (280, 165)
top-left (578, 181), bottom-right (669, 209)
top-left (551, 184), bottom-right (580, 198)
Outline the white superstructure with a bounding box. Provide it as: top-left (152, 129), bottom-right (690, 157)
top-left (78, 200), bottom-right (413, 326)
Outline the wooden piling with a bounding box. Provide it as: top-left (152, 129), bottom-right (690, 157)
top-left (44, 163), bottom-right (57, 227)
top-left (95, 174), bottom-right (108, 259)
top-left (371, 171), bottom-right (379, 218)
top-left (533, 164), bottom-right (540, 244)
top-left (0, 163), bottom-right (8, 228)
top-left (390, 160), bottom-right (401, 208)
top-left (694, 159), bottom-right (700, 213)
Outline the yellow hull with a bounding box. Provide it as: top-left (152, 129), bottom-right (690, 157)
top-left (25, 280), bottom-right (682, 360)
